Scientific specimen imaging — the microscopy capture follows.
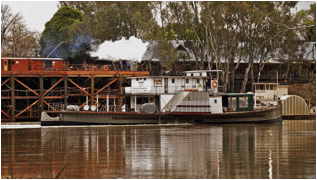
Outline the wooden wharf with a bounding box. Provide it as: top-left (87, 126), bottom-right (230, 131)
top-left (1, 70), bottom-right (150, 122)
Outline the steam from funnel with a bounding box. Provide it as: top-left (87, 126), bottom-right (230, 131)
top-left (90, 36), bottom-right (148, 62)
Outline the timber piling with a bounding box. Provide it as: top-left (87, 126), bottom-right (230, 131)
top-left (1, 70), bottom-right (149, 122)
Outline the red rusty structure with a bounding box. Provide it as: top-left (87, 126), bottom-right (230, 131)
top-left (1, 57), bottom-right (151, 122)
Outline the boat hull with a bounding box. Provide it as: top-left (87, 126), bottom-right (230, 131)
top-left (41, 106), bottom-right (282, 126)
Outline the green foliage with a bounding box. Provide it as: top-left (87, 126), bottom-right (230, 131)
top-left (82, 1), bottom-right (158, 42)
top-left (296, 3), bottom-right (316, 42)
top-left (156, 40), bottom-right (178, 70)
top-left (40, 6), bottom-right (90, 62)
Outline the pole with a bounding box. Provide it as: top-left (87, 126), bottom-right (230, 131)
top-left (277, 71), bottom-right (278, 104)
top-left (119, 74), bottom-right (122, 105)
top-left (46, 41), bottom-right (64, 58)
top-left (97, 95), bottom-right (99, 112)
top-left (11, 74), bottom-right (15, 122)
top-left (114, 95), bottom-right (116, 112)
top-left (135, 96), bottom-right (137, 112)
top-left (64, 75), bottom-right (67, 105)
top-left (91, 75), bottom-right (94, 105)
top-left (107, 95), bottom-right (109, 112)
top-left (40, 74), bottom-right (44, 113)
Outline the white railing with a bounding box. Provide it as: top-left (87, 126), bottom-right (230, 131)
top-left (126, 85), bottom-right (212, 94)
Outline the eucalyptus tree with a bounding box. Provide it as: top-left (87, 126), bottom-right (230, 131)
top-left (195, 2), bottom-right (242, 92)
top-left (234, 2), bottom-right (275, 93)
top-left (40, 6), bottom-right (88, 61)
top-left (1, 4), bottom-right (23, 47)
top-left (58, 1), bottom-right (159, 43)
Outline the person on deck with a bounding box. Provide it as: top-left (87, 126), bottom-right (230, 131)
top-left (126, 61), bottom-right (130, 71)
top-left (118, 60), bottom-right (122, 71)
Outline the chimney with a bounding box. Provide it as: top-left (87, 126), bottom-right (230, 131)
top-left (175, 35), bottom-right (179, 44)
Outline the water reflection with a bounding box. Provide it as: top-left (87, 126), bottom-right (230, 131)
top-left (1, 120), bottom-right (316, 179)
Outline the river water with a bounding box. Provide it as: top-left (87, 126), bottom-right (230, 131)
top-left (1, 120), bottom-right (316, 179)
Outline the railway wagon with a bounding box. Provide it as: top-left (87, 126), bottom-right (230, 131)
top-left (1, 57), bottom-right (64, 71)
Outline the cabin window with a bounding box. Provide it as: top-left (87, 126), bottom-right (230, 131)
top-left (137, 98), bottom-right (142, 104)
top-left (154, 77), bottom-right (162, 87)
top-left (266, 85), bottom-right (271, 90)
top-left (272, 85), bottom-right (277, 90)
top-left (186, 79), bottom-right (189, 83)
top-left (16, 61), bottom-right (19, 64)
top-left (4, 61), bottom-right (7, 65)
top-left (259, 84), bottom-right (265, 90)
top-left (52, 61), bottom-right (55, 66)
top-left (144, 78), bottom-right (146, 81)
top-left (172, 79), bottom-right (175, 83)
top-left (136, 78), bottom-right (139, 81)
top-left (239, 97), bottom-right (249, 108)
top-left (137, 97), bottom-right (148, 104)
top-left (12, 61), bottom-right (15, 65)
top-left (191, 73), bottom-right (193, 76)
top-left (200, 73), bottom-right (202, 76)
top-left (197, 79), bottom-right (200, 83)
top-left (214, 99), bottom-right (217, 104)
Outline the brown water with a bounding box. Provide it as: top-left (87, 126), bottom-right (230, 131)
top-left (1, 120), bottom-right (316, 179)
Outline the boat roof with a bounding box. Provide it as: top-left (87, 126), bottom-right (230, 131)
top-left (1, 57), bottom-right (63, 61)
top-left (185, 70), bottom-right (222, 73)
top-left (253, 83), bottom-right (280, 85)
top-left (127, 76), bottom-right (216, 79)
top-left (224, 93), bottom-right (254, 97)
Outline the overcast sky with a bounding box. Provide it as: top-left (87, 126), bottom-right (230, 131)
top-left (2, 1), bottom-right (315, 33)
top-left (2, 1), bottom-right (315, 60)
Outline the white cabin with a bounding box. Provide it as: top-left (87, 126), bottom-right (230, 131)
top-left (253, 83), bottom-right (288, 106)
top-left (125, 70), bottom-right (221, 95)
top-left (125, 70), bottom-right (223, 113)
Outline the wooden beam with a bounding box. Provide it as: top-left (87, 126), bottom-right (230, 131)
top-left (1, 110), bottom-right (11, 118)
top-left (1, 78), bottom-right (10, 87)
top-left (95, 78), bottom-right (118, 95)
top-left (119, 74), bottom-right (122, 105)
top-left (67, 78), bottom-right (89, 95)
top-left (64, 75), bottom-right (67, 104)
top-left (91, 75), bottom-right (94, 105)
top-left (11, 74), bottom-right (15, 122)
top-left (14, 78), bottom-right (40, 96)
top-left (43, 100), bottom-right (56, 111)
top-left (43, 77), bottom-right (64, 96)
top-left (15, 99), bottom-right (39, 118)
top-left (40, 74), bottom-right (44, 113)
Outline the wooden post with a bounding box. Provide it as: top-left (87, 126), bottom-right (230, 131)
top-left (91, 75), bottom-right (94, 105)
top-left (64, 74), bottom-right (67, 105)
top-left (11, 74), bottom-right (15, 122)
top-left (40, 74), bottom-right (44, 113)
top-left (119, 74), bottom-right (122, 105)
top-left (27, 78), bottom-right (30, 115)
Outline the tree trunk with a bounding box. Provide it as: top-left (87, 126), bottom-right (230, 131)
top-left (231, 69), bottom-right (235, 93)
top-left (250, 62), bottom-right (254, 92)
top-left (257, 63), bottom-right (261, 83)
top-left (200, 47), bottom-right (205, 70)
top-left (286, 63), bottom-right (290, 79)
top-left (224, 61), bottom-right (230, 93)
top-left (240, 61), bottom-right (251, 93)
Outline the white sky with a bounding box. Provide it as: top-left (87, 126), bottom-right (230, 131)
top-left (1, 1), bottom-right (315, 60)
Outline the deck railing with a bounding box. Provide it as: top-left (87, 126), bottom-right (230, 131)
top-left (31, 63), bottom-right (146, 72)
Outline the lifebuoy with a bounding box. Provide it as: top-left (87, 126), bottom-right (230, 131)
top-left (212, 80), bottom-right (218, 87)
top-left (103, 65), bottom-right (109, 71)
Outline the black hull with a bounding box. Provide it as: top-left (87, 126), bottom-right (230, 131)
top-left (41, 106), bottom-right (282, 126)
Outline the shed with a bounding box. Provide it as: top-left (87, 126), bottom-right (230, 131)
top-left (280, 95), bottom-right (309, 115)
